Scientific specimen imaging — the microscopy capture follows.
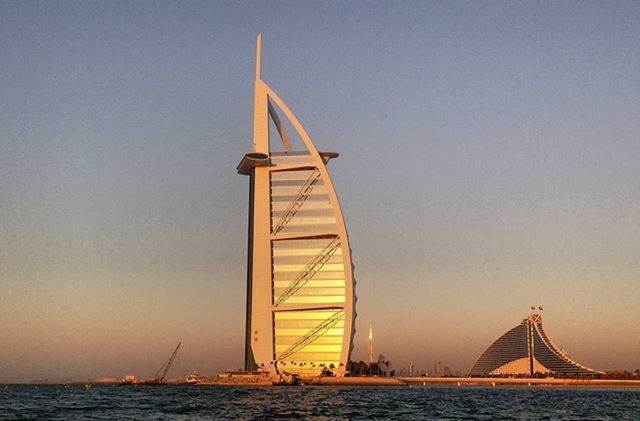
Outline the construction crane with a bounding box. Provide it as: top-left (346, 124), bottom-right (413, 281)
top-left (141, 341), bottom-right (181, 385)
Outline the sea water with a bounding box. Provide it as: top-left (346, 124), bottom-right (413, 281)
top-left (1, 384), bottom-right (639, 420)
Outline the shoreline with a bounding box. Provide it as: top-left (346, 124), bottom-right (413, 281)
top-left (195, 375), bottom-right (640, 388)
top-left (308, 376), bottom-right (640, 387)
top-left (5, 377), bottom-right (640, 388)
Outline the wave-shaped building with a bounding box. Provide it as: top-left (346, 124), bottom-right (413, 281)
top-left (237, 35), bottom-right (356, 377)
top-left (469, 314), bottom-right (602, 376)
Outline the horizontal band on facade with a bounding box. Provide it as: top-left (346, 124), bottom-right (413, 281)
top-left (274, 310), bottom-right (345, 319)
top-left (273, 252), bottom-right (343, 260)
top-left (272, 219), bottom-right (337, 228)
top-left (271, 193), bottom-right (330, 202)
top-left (274, 291), bottom-right (346, 298)
top-left (274, 321), bottom-right (347, 330)
top-left (275, 345), bottom-right (342, 351)
top-left (270, 202), bottom-right (333, 212)
top-left (270, 156), bottom-right (315, 163)
top-left (273, 263), bottom-right (345, 272)
top-left (270, 170), bottom-right (316, 179)
top-left (274, 281), bottom-right (345, 289)
top-left (273, 248), bottom-right (344, 257)
top-left (274, 328), bottom-right (345, 335)
top-left (271, 177), bottom-right (326, 185)
top-left (273, 272), bottom-right (345, 281)
top-left (272, 225), bottom-right (339, 234)
top-left (272, 239), bottom-right (339, 248)
top-left (271, 187), bottom-right (329, 197)
top-left (273, 297), bottom-right (346, 305)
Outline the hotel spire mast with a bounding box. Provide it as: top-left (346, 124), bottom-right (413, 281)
top-left (252, 33), bottom-right (268, 154)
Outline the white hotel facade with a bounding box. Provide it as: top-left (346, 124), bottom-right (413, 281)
top-left (237, 35), bottom-right (356, 377)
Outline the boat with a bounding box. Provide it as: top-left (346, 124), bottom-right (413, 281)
top-left (119, 375), bottom-right (138, 385)
top-left (272, 372), bottom-right (301, 386)
top-left (186, 371), bottom-right (204, 384)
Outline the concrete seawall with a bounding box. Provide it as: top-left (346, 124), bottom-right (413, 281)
top-left (400, 377), bottom-right (640, 387)
top-left (307, 377), bottom-right (640, 387)
top-left (199, 374), bottom-right (640, 387)
top-left (308, 377), bottom-right (406, 386)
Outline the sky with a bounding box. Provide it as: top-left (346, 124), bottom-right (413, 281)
top-left (1, 1), bottom-right (639, 383)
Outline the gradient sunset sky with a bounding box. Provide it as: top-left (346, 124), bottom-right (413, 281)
top-left (1, 1), bottom-right (639, 383)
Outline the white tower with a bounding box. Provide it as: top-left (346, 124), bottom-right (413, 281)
top-left (237, 34), bottom-right (357, 377)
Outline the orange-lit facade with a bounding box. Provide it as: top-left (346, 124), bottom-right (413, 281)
top-left (237, 35), bottom-right (356, 377)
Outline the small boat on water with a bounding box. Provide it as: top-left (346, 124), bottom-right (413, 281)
top-left (186, 371), bottom-right (205, 384)
top-left (272, 372), bottom-right (301, 386)
top-left (120, 375), bottom-right (138, 385)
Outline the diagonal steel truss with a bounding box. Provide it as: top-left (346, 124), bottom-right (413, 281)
top-left (274, 237), bottom-right (341, 307)
top-left (272, 168), bottom-right (322, 235)
top-left (277, 310), bottom-right (344, 362)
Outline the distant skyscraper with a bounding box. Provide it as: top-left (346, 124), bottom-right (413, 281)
top-left (469, 313), bottom-right (602, 376)
top-left (368, 324), bottom-right (374, 364)
top-left (434, 360), bottom-right (443, 377)
top-left (237, 34), bottom-right (356, 377)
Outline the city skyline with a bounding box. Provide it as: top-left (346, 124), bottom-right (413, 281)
top-left (1, 1), bottom-right (639, 383)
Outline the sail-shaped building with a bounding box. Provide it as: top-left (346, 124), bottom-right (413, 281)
top-left (469, 313), bottom-right (602, 376)
top-left (237, 35), bottom-right (356, 377)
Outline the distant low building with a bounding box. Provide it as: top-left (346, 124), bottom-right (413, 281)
top-left (469, 313), bottom-right (603, 376)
